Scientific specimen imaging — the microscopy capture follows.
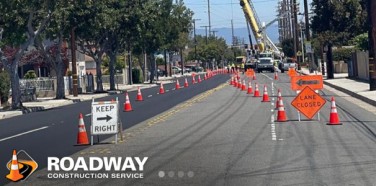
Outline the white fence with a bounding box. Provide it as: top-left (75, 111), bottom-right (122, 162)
top-left (19, 78), bottom-right (55, 91)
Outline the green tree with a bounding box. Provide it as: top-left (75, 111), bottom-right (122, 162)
top-left (0, 71), bottom-right (10, 105)
top-left (311, 0), bottom-right (367, 45)
top-left (351, 33), bottom-right (368, 51)
top-left (281, 38), bottom-right (294, 58)
top-left (0, 0), bottom-right (51, 109)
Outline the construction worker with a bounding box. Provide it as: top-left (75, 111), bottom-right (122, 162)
top-left (241, 62), bottom-right (245, 74)
top-left (231, 63), bottom-right (235, 73)
top-left (227, 64), bottom-right (231, 73)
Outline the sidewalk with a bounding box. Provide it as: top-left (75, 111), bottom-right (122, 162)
top-left (300, 67), bottom-right (376, 107)
top-left (0, 74), bottom-right (183, 120)
top-left (0, 72), bottom-right (207, 119)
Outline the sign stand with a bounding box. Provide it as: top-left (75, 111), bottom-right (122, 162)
top-left (90, 97), bottom-right (120, 145)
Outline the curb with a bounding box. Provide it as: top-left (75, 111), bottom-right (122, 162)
top-left (323, 81), bottom-right (376, 107)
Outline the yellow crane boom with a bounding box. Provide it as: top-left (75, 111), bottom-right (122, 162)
top-left (239, 0), bottom-right (264, 52)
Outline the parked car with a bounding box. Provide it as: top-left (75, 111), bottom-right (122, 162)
top-left (183, 66), bottom-right (192, 73)
top-left (190, 66), bottom-right (204, 72)
top-left (278, 58), bottom-right (297, 73)
top-left (172, 66), bottom-right (182, 74)
top-left (256, 58), bottom-right (275, 73)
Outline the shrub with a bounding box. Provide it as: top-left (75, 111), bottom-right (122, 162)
top-left (0, 71), bottom-right (10, 104)
top-left (333, 48), bottom-right (354, 62)
top-left (24, 70), bottom-right (37, 79)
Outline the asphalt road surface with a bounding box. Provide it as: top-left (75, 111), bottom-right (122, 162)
top-left (1, 73), bottom-right (229, 185)
top-left (5, 72), bottom-right (376, 185)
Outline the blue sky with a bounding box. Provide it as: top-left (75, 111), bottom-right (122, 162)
top-left (184, 0), bottom-right (312, 29)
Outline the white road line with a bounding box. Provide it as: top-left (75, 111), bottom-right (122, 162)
top-left (148, 95), bottom-right (153, 97)
top-left (85, 113), bottom-right (92, 117)
top-left (0, 126), bottom-right (49, 142)
top-left (166, 90), bottom-right (170, 92)
top-left (261, 73), bottom-right (273, 81)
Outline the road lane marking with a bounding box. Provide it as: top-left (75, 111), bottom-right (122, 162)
top-left (85, 113), bottom-right (92, 117)
top-left (148, 95), bottom-right (153, 97)
top-left (0, 126), bottom-right (49, 142)
top-left (261, 73), bottom-right (273, 81)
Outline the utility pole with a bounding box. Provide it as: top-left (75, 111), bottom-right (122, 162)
top-left (201, 26), bottom-right (209, 45)
top-left (231, 19), bottom-right (236, 61)
top-left (210, 30), bottom-right (218, 37)
top-left (207, 0), bottom-right (211, 36)
top-left (70, 28), bottom-right (78, 97)
top-left (292, 0), bottom-right (299, 69)
top-left (368, 0), bottom-right (376, 90)
top-left (303, 0), bottom-right (314, 72)
top-left (193, 19), bottom-right (201, 63)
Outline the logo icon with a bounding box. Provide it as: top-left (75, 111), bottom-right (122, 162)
top-left (6, 149), bottom-right (38, 182)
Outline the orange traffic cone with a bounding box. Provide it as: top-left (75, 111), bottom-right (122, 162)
top-left (77, 113), bottom-right (89, 145)
top-left (276, 89), bottom-right (282, 109)
top-left (175, 79), bottom-right (180, 90)
top-left (233, 78), bottom-right (238, 87)
top-left (198, 75), bottom-right (202, 83)
top-left (254, 83), bottom-right (260, 97)
top-left (328, 97), bottom-right (342, 125)
top-left (261, 85), bottom-right (270, 102)
top-left (136, 87), bottom-right (143, 101)
top-left (192, 75), bottom-right (196, 84)
top-left (184, 78), bottom-right (189, 87)
top-left (123, 92), bottom-right (133, 112)
top-left (237, 79), bottom-right (242, 89)
top-left (274, 72), bottom-right (278, 80)
top-left (277, 98), bottom-right (287, 122)
top-left (204, 73), bottom-right (207, 80)
top-left (247, 82), bottom-right (253, 94)
top-left (6, 150), bottom-right (24, 182)
top-left (230, 77), bottom-right (234, 85)
top-left (159, 82), bottom-right (165, 94)
top-left (241, 80), bottom-right (246, 91)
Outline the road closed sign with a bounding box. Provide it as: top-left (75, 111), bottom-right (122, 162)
top-left (91, 101), bottom-right (119, 135)
top-left (291, 86), bottom-right (326, 119)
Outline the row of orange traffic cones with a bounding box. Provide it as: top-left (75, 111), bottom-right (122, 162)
top-left (231, 77), bottom-right (341, 125)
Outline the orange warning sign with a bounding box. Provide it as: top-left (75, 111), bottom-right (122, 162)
top-left (291, 75), bottom-right (323, 90)
top-left (245, 69), bottom-right (255, 77)
top-left (291, 86), bottom-right (326, 119)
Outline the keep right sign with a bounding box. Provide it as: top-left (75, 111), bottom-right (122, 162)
top-left (291, 86), bottom-right (326, 119)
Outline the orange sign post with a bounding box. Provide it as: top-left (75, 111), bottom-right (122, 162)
top-left (290, 75), bottom-right (323, 91)
top-left (291, 86), bottom-right (326, 119)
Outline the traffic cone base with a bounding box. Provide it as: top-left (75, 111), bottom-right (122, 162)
top-left (327, 97), bottom-right (342, 125)
top-left (77, 113), bottom-right (89, 145)
top-left (6, 150), bottom-right (24, 182)
top-left (124, 93), bottom-right (133, 112)
top-left (274, 72), bottom-right (279, 80)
